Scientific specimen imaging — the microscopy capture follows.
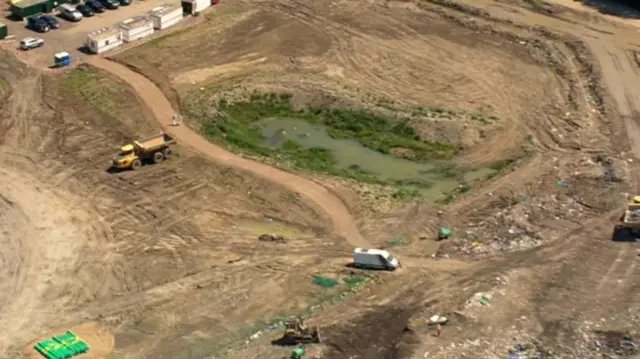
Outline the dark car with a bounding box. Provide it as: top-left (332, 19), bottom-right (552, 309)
top-left (76, 4), bottom-right (95, 16)
top-left (26, 16), bottom-right (50, 33)
top-left (86, 0), bottom-right (106, 12)
top-left (118, 0), bottom-right (131, 6)
top-left (39, 15), bottom-right (60, 29)
top-left (98, 0), bottom-right (119, 10)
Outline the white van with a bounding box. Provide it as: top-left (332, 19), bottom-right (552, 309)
top-left (353, 248), bottom-right (399, 271)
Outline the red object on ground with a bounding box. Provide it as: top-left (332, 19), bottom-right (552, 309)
top-left (212, 0), bottom-right (220, 4)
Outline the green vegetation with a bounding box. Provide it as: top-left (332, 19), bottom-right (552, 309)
top-left (392, 187), bottom-right (420, 200)
top-left (488, 157), bottom-right (519, 172)
top-left (439, 183), bottom-right (471, 205)
top-left (193, 92), bottom-right (459, 188)
top-left (59, 65), bottom-right (128, 116)
top-left (386, 236), bottom-right (410, 247)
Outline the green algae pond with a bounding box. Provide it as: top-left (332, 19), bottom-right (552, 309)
top-left (259, 118), bottom-right (496, 199)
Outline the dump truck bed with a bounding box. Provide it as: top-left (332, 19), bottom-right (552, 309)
top-left (135, 133), bottom-right (176, 151)
top-left (621, 209), bottom-right (640, 227)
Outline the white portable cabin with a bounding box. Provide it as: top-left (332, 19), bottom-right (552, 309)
top-left (181, 0), bottom-right (210, 15)
top-left (85, 27), bottom-right (123, 54)
top-left (149, 4), bottom-right (183, 30)
top-left (118, 16), bottom-right (154, 43)
top-left (353, 248), bottom-right (399, 271)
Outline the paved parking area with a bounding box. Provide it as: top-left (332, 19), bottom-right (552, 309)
top-left (0, 0), bottom-right (180, 67)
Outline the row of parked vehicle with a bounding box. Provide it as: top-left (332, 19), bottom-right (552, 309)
top-left (26, 14), bottom-right (59, 33)
top-left (26, 0), bottom-right (132, 34)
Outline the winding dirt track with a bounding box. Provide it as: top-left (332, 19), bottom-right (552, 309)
top-left (86, 56), bottom-right (372, 249)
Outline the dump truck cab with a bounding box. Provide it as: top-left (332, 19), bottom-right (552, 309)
top-left (111, 133), bottom-right (176, 171)
top-left (112, 144), bottom-right (137, 168)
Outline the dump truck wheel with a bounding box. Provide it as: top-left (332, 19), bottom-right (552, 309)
top-left (131, 159), bottom-right (142, 170)
top-left (163, 147), bottom-right (173, 160)
top-left (153, 152), bottom-right (164, 164)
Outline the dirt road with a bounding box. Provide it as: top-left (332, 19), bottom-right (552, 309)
top-left (86, 56), bottom-right (371, 249)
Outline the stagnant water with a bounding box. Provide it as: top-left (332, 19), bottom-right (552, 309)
top-left (259, 118), bottom-right (496, 199)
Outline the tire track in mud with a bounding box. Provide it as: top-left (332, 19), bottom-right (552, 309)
top-left (87, 56), bottom-right (372, 250)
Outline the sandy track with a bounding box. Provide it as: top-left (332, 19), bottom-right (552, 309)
top-left (86, 56), bottom-right (371, 249)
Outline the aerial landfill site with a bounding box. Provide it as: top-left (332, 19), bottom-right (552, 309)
top-left (1, 0), bottom-right (640, 358)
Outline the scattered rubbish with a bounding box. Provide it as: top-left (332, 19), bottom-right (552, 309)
top-left (387, 236), bottom-right (409, 247)
top-left (291, 346), bottom-right (306, 359)
top-left (555, 179), bottom-right (569, 188)
top-left (428, 315), bottom-right (449, 325)
top-left (471, 241), bottom-right (483, 248)
top-left (35, 331), bottom-right (90, 359)
top-left (479, 295), bottom-right (491, 305)
top-left (258, 234), bottom-right (286, 243)
top-left (438, 227), bottom-right (453, 240)
top-left (312, 276), bottom-right (338, 288)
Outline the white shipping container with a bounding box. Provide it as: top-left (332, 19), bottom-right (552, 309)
top-left (85, 27), bottom-right (123, 54)
top-left (150, 5), bottom-right (183, 30)
top-left (119, 17), bottom-right (154, 43)
top-left (193, 0), bottom-right (210, 13)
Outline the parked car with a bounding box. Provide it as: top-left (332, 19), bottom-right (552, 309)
top-left (39, 15), bottom-right (60, 29)
top-left (118, 0), bottom-right (131, 6)
top-left (26, 16), bottom-right (50, 33)
top-left (19, 37), bottom-right (44, 51)
top-left (98, 0), bottom-right (119, 10)
top-left (76, 4), bottom-right (95, 17)
top-left (86, 0), bottom-right (106, 13)
top-left (59, 4), bottom-right (83, 21)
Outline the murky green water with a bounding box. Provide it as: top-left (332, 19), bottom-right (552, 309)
top-left (259, 118), bottom-right (496, 198)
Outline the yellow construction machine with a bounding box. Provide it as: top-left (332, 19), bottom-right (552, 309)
top-left (613, 195), bottom-right (640, 240)
top-left (111, 132), bottom-right (176, 170)
top-left (280, 317), bottom-right (320, 345)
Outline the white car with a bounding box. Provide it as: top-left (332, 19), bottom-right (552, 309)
top-left (20, 37), bottom-right (44, 51)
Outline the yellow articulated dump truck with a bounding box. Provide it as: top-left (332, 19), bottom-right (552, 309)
top-left (112, 132), bottom-right (176, 171)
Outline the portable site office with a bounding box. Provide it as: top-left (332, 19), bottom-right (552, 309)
top-left (85, 27), bottom-right (123, 54)
top-left (118, 16), bottom-right (154, 42)
top-left (148, 4), bottom-right (183, 30)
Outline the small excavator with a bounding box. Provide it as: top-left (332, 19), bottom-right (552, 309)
top-left (280, 317), bottom-right (320, 345)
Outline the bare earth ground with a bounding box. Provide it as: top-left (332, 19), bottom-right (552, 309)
top-left (0, 56), bottom-right (355, 359)
top-left (1, 0), bottom-right (640, 359)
